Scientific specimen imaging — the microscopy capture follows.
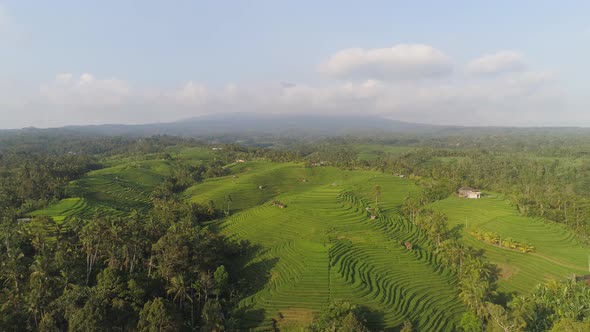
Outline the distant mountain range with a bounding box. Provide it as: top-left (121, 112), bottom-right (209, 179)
top-left (10, 114), bottom-right (449, 137)
top-left (3, 113), bottom-right (589, 139)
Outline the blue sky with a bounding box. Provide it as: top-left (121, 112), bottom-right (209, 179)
top-left (1, 1), bottom-right (589, 128)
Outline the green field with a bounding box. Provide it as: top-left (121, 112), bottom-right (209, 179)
top-left (429, 194), bottom-right (590, 294)
top-left (189, 163), bottom-right (464, 330)
top-left (30, 147), bottom-right (590, 330)
top-left (33, 159), bottom-right (174, 219)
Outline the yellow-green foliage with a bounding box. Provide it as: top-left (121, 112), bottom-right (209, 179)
top-left (470, 229), bottom-right (535, 253)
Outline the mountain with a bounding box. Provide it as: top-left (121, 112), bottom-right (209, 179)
top-left (3, 114), bottom-right (589, 142)
top-left (55, 114), bottom-right (450, 137)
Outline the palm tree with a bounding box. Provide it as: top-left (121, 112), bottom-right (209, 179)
top-left (437, 240), bottom-right (467, 273)
top-left (373, 185), bottom-right (382, 206)
top-left (166, 275), bottom-right (192, 310)
top-left (401, 195), bottom-right (421, 224)
top-left (224, 194), bottom-right (233, 216)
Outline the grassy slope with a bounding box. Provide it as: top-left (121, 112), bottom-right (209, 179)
top-left (192, 163), bottom-right (465, 331)
top-left (31, 147), bottom-right (215, 220)
top-left (429, 194), bottom-right (590, 294)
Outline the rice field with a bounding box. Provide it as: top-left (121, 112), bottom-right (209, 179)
top-left (30, 147), bottom-right (590, 330)
top-left (429, 194), bottom-right (590, 293)
top-left (200, 163), bottom-right (465, 331)
top-left (33, 159), bottom-right (173, 219)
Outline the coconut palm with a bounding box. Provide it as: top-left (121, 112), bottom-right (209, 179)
top-left (166, 275), bottom-right (192, 310)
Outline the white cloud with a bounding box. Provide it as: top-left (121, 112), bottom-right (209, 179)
top-left (319, 44), bottom-right (453, 80)
top-left (0, 69), bottom-right (568, 128)
top-left (170, 82), bottom-right (210, 106)
top-left (465, 51), bottom-right (526, 76)
top-left (0, 46), bottom-right (578, 129)
top-left (40, 73), bottom-right (131, 107)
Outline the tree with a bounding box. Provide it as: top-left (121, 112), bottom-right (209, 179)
top-left (486, 302), bottom-right (524, 332)
top-left (550, 318), bottom-right (590, 332)
top-left (213, 265), bottom-right (229, 299)
top-left (400, 320), bottom-right (413, 332)
top-left (27, 254), bottom-right (56, 327)
top-left (373, 185), bottom-right (382, 206)
top-left (79, 215), bottom-right (108, 285)
top-left (137, 298), bottom-right (178, 332)
top-left (416, 209), bottom-right (449, 247)
top-left (166, 275), bottom-right (192, 310)
top-left (437, 239), bottom-right (468, 274)
top-left (340, 311), bottom-right (369, 332)
top-left (401, 195), bottom-right (422, 224)
top-left (309, 301), bottom-right (368, 332)
top-left (201, 299), bottom-right (225, 332)
top-left (509, 277), bottom-right (590, 330)
top-left (459, 311), bottom-right (482, 332)
top-left (223, 194), bottom-right (233, 216)
top-left (458, 258), bottom-right (498, 318)
top-left (38, 313), bottom-right (59, 332)
top-left (68, 299), bottom-right (104, 332)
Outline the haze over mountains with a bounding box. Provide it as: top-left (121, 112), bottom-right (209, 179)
top-left (4, 113), bottom-right (590, 141)
top-left (2, 114), bottom-right (440, 136)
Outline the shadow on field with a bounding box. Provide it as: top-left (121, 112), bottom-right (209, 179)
top-left (494, 290), bottom-right (517, 306)
top-left (232, 306), bottom-right (267, 331)
top-left (227, 240), bottom-right (279, 328)
top-left (241, 255), bottom-right (280, 297)
top-left (230, 242), bottom-right (279, 298)
top-left (359, 306), bottom-right (386, 331)
top-left (449, 223), bottom-right (465, 239)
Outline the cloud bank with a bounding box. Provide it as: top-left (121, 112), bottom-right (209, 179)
top-left (465, 51), bottom-right (526, 76)
top-left (319, 44), bottom-right (453, 80)
top-left (0, 44), bottom-right (575, 128)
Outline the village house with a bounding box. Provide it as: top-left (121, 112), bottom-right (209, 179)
top-left (458, 186), bottom-right (482, 199)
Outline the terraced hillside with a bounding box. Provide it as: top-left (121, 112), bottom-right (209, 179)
top-left (32, 159), bottom-right (174, 220)
top-left (187, 163), bottom-right (466, 331)
top-left (32, 155), bottom-right (466, 330)
top-left (429, 195), bottom-right (590, 294)
top-left (31, 143), bottom-right (590, 330)
top-left (32, 147), bottom-right (216, 220)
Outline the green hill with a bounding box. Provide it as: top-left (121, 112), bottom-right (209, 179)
top-left (29, 147), bottom-right (590, 330)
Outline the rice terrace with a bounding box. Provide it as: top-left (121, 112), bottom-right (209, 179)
top-left (20, 141), bottom-right (590, 331)
top-left (3, 2), bottom-right (590, 330)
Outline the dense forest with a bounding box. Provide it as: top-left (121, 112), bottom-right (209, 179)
top-left (2, 131), bottom-right (590, 331)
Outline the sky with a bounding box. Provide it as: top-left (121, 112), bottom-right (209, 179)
top-left (0, 0), bottom-right (589, 129)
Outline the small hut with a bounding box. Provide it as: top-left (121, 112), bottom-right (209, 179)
top-left (370, 214), bottom-right (377, 220)
top-left (458, 186), bottom-right (481, 199)
top-left (272, 201), bottom-right (286, 209)
top-left (404, 241), bottom-right (413, 250)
